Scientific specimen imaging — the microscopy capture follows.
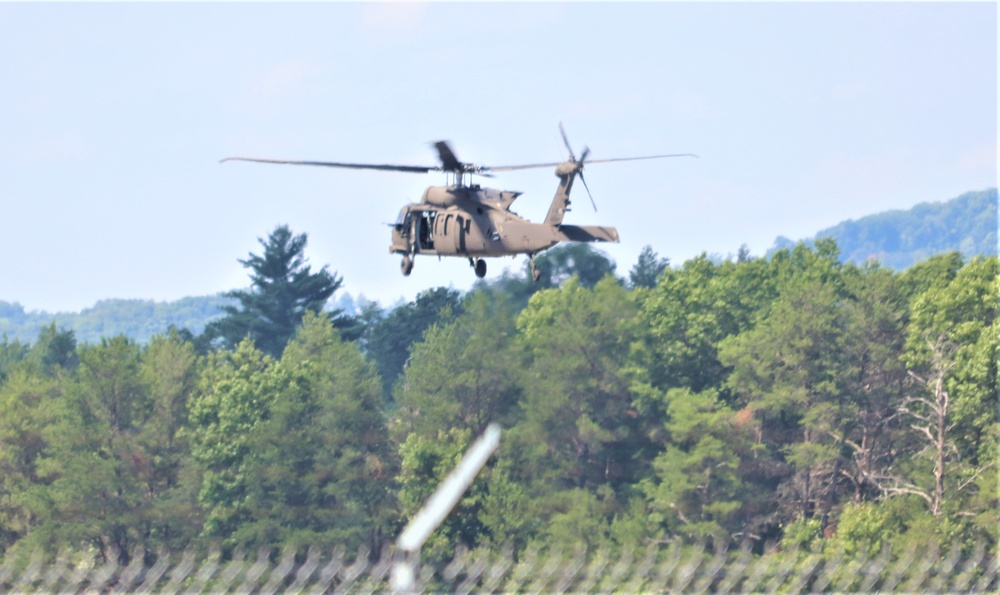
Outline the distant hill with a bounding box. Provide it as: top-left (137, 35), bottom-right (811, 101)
top-left (770, 188), bottom-right (997, 268)
top-left (0, 295), bottom-right (233, 345)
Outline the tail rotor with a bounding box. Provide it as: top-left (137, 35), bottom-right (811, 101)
top-left (559, 123), bottom-right (598, 212)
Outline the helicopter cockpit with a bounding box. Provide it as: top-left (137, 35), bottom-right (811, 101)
top-left (393, 208), bottom-right (410, 231)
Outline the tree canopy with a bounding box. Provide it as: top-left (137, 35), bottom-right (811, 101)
top-left (0, 233), bottom-right (995, 571)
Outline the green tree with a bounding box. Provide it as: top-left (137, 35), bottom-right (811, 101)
top-left (396, 428), bottom-right (486, 560)
top-left (352, 300), bottom-right (386, 355)
top-left (393, 291), bottom-right (522, 439)
top-left (0, 370), bottom-right (63, 552)
top-left (189, 314), bottom-right (394, 550)
top-left (391, 292), bottom-right (529, 552)
top-left (628, 245), bottom-right (669, 289)
top-left (24, 323), bottom-right (78, 374)
top-left (0, 336), bottom-right (28, 385)
top-left (886, 256), bottom-right (998, 532)
top-left (365, 287), bottom-right (462, 397)
top-left (629, 250), bottom-right (776, 416)
top-left (532, 243), bottom-right (618, 290)
top-left (136, 329), bottom-right (202, 549)
top-left (834, 264), bottom-right (909, 504)
top-left (186, 339), bottom-right (275, 539)
top-left (23, 337), bottom-right (151, 563)
top-left (261, 311), bottom-right (394, 551)
top-left (896, 251), bottom-right (964, 303)
top-left (641, 388), bottom-right (752, 541)
top-left (507, 276), bottom-right (643, 545)
top-left (1, 331), bottom-right (203, 559)
top-left (717, 243), bottom-right (854, 534)
top-left (818, 500), bottom-right (908, 558)
top-left (469, 244), bottom-right (619, 313)
top-left (204, 225), bottom-right (346, 357)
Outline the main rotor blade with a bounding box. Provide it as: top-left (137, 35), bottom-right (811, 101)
top-left (484, 162), bottom-right (564, 172)
top-left (433, 141), bottom-right (463, 172)
top-left (579, 172), bottom-right (597, 212)
top-left (582, 153), bottom-right (699, 165)
top-left (484, 152), bottom-right (696, 173)
top-left (219, 157), bottom-right (436, 174)
top-left (558, 122), bottom-right (576, 161)
top-left (220, 152), bottom-right (698, 175)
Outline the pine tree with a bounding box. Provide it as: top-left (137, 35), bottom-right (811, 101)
top-left (628, 245), bottom-right (669, 289)
top-left (205, 225), bottom-right (345, 356)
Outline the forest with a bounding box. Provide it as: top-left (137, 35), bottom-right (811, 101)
top-left (0, 224), bottom-right (996, 571)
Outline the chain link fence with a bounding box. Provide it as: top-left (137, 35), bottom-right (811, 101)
top-left (1, 539), bottom-right (995, 593)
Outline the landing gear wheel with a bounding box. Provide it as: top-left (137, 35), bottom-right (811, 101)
top-left (529, 254), bottom-right (541, 282)
top-left (474, 258), bottom-right (487, 278)
top-left (401, 255), bottom-right (413, 276)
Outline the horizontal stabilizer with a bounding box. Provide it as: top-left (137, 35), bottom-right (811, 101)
top-left (556, 225), bottom-right (619, 243)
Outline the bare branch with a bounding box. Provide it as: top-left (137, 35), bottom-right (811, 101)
top-left (882, 484), bottom-right (934, 506)
top-left (957, 462), bottom-right (997, 492)
top-left (907, 370), bottom-right (930, 386)
top-left (899, 406), bottom-right (933, 424)
top-left (909, 423), bottom-right (935, 443)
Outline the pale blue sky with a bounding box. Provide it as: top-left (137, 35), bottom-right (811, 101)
top-left (1, 2), bottom-right (995, 312)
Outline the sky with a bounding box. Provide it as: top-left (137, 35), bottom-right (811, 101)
top-left (1, 2), bottom-right (996, 313)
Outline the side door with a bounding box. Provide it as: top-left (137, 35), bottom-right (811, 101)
top-left (434, 213), bottom-right (457, 255)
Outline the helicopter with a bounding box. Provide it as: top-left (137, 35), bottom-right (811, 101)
top-left (222, 125), bottom-right (694, 282)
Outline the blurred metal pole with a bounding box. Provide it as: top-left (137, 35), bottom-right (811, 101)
top-left (391, 423), bottom-right (501, 593)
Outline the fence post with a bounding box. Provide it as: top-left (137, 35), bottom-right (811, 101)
top-left (391, 423), bottom-right (501, 593)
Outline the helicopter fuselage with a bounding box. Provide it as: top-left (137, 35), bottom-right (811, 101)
top-left (390, 184), bottom-right (618, 262)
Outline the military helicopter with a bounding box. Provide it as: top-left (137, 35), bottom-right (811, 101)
top-left (222, 125), bottom-right (694, 281)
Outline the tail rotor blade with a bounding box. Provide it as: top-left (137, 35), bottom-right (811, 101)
top-left (579, 172), bottom-right (597, 212)
top-left (579, 145), bottom-right (590, 164)
top-left (558, 122), bottom-right (576, 161)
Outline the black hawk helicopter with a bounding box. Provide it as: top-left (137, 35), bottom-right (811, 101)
top-left (222, 125), bottom-right (694, 281)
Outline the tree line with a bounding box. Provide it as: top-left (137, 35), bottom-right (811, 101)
top-left (0, 225), bottom-right (995, 567)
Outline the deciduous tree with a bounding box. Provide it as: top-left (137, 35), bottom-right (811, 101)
top-left (394, 291), bottom-right (521, 439)
top-left (365, 287), bottom-right (462, 398)
top-left (882, 256), bottom-right (998, 528)
top-left (27, 337), bottom-right (150, 563)
top-left (189, 314), bottom-right (393, 550)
